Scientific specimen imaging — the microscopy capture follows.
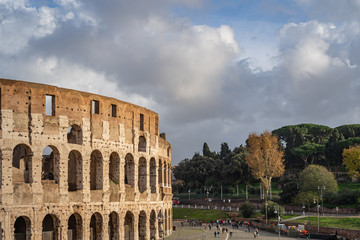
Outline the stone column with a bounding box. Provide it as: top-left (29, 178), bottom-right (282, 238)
top-left (59, 156), bottom-right (69, 203)
top-left (82, 154), bottom-right (91, 203)
top-left (1, 149), bottom-right (13, 205)
top-left (32, 151), bottom-right (43, 204)
top-left (102, 214), bottom-right (109, 240)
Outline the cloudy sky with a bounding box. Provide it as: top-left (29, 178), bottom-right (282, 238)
top-left (1, 0), bottom-right (360, 164)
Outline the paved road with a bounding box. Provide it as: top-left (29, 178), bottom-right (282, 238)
top-left (165, 222), bottom-right (297, 240)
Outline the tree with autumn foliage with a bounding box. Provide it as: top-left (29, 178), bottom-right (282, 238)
top-left (245, 131), bottom-right (285, 199)
top-left (342, 145), bottom-right (360, 178)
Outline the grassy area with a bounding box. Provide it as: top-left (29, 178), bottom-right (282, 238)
top-left (173, 208), bottom-right (231, 222)
top-left (292, 216), bottom-right (360, 230)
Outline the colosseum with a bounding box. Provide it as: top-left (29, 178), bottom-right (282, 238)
top-left (0, 79), bottom-right (173, 239)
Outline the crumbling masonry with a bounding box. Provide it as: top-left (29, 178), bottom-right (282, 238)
top-left (0, 79), bottom-right (173, 239)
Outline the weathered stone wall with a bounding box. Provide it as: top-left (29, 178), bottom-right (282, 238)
top-left (0, 78), bottom-right (172, 240)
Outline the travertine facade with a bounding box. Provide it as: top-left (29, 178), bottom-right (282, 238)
top-left (0, 79), bottom-right (172, 240)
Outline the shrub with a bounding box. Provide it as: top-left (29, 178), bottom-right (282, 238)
top-left (260, 201), bottom-right (284, 219)
top-left (299, 165), bottom-right (338, 193)
top-left (240, 202), bottom-right (256, 218)
top-left (324, 189), bottom-right (360, 205)
top-left (292, 191), bottom-right (319, 208)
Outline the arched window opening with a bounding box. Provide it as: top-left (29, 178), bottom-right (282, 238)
top-left (42, 214), bottom-right (59, 240)
top-left (124, 154), bottom-right (134, 187)
top-left (167, 147), bottom-right (171, 157)
top-left (14, 216), bottom-right (31, 240)
top-left (168, 164), bottom-right (172, 186)
top-left (150, 210), bottom-right (156, 240)
top-left (158, 160), bottom-right (163, 187)
top-left (138, 157), bottom-right (147, 193)
top-left (90, 213), bottom-right (103, 240)
top-left (138, 211), bottom-right (146, 240)
top-left (109, 212), bottom-right (119, 240)
top-left (158, 210), bottom-right (164, 238)
top-left (90, 150), bottom-right (103, 190)
top-left (124, 211), bottom-right (134, 240)
top-left (150, 158), bottom-right (156, 193)
top-left (12, 144), bottom-right (32, 183)
top-left (163, 164), bottom-right (167, 186)
top-left (68, 150), bottom-right (83, 191)
top-left (68, 213), bottom-right (82, 240)
top-left (42, 146), bottom-right (60, 184)
top-left (67, 125), bottom-right (83, 145)
top-left (138, 136), bottom-right (146, 152)
top-left (109, 153), bottom-right (120, 185)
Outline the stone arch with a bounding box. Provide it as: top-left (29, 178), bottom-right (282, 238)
top-left (150, 158), bottom-right (156, 193)
top-left (138, 211), bottom-right (146, 240)
top-left (68, 150), bottom-right (83, 191)
top-left (157, 210), bottom-right (164, 238)
top-left (124, 153), bottom-right (135, 187)
top-left (67, 124), bottom-right (83, 145)
top-left (109, 152), bottom-right (120, 185)
top-left (41, 145), bottom-right (60, 184)
top-left (158, 160), bottom-right (163, 187)
top-left (90, 150), bottom-right (103, 190)
top-left (109, 211), bottom-right (119, 240)
top-left (12, 144), bottom-right (33, 184)
top-left (138, 136), bottom-right (146, 152)
top-left (14, 216), bottom-right (31, 240)
top-left (90, 212), bottom-right (103, 240)
top-left (68, 213), bottom-right (82, 240)
top-left (42, 214), bottom-right (60, 240)
top-left (124, 211), bottom-right (134, 240)
top-left (150, 210), bottom-right (156, 240)
top-left (138, 157), bottom-right (147, 193)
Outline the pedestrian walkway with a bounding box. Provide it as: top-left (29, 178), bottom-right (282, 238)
top-left (166, 221), bottom-right (297, 240)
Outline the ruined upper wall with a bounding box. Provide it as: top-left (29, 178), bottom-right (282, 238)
top-left (0, 78), bottom-right (171, 155)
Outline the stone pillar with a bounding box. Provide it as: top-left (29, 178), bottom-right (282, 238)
top-left (134, 159), bottom-right (139, 202)
top-left (59, 156), bottom-right (69, 203)
top-left (102, 214), bottom-right (109, 240)
top-left (120, 161), bottom-right (126, 202)
top-left (145, 211), bottom-right (150, 240)
top-left (103, 152), bottom-right (110, 203)
top-left (1, 149), bottom-right (13, 205)
top-left (83, 212), bottom-right (90, 240)
top-left (82, 154), bottom-right (91, 203)
top-left (119, 212), bottom-right (125, 240)
top-left (32, 152), bottom-right (43, 204)
top-left (133, 213), bottom-right (139, 240)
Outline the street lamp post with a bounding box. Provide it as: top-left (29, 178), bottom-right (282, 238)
top-left (265, 201), bottom-right (268, 224)
top-left (274, 203), bottom-right (281, 240)
top-left (318, 186), bottom-right (326, 216)
top-left (188, 189), bottom-right (191, 200)
top-left (302, 199), bottom-right (310, 239)
top-left (314, 197), bottom-right (320, 232)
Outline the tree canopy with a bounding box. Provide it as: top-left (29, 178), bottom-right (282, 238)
top-left (245, 131), bottom-right (285, 198)
top-left (342, 145), bottom-right (360, 178)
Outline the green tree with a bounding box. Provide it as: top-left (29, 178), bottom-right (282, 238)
top-left (260, 201), bottom-right (284, 219)
top-left (279, 180), bottom-right (299, 203)
top-left (298, 164), bottom-right (338, 193)
top-left (202, 142), bottom-right (216, 158)
top-left (290, 142), bottom-right (325, 167)
top-left (246, 131), bottom-right (285, 199)
top-left (342, 145), bottom-right (360, 178)
top-left (240, 202), bottom-right (256, 218)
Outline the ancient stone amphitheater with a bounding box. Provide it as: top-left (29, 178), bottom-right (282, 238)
top-left (0, 79), bottom-right (172, 239)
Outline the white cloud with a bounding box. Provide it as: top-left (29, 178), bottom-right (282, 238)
top-left (1, 0), bottom-right (360, 164)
